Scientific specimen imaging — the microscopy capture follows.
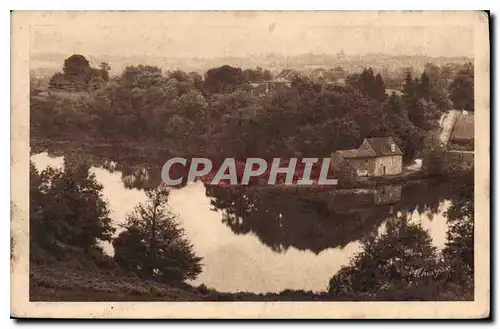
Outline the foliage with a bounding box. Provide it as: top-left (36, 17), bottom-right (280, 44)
top-left (30, 159), bottom-right (115, 250)
top-left (113, 185), bottom-right (202, 283)
top-left (50, 54), bottom-right (109, 92)
top-left (402, 67), bottom-right (453, 131)
top-left (63, 54), bottom-right (91, 76)
top-left (442, 173), bottom-right (474, 285)
top-left (421, 133), bottom-right (448, 175)
top-left (33, 54), bottom-right (469, 165)
top-left (243, 67), bottom-right (273, 82)
top-left (328, 217), bottom-right (439, 298)
top-left (204, 65), bottom-right (247, 95)
top-left (333, 159), bottom-right (357, 187)
top-left (449, 62), bottom-right (474, 111)
top-left (327, 174), bottom-right (474, 301)
top-left (346, 68), bottom-right (386, 102)
top-left (421, 133), bottom-right (472, 176)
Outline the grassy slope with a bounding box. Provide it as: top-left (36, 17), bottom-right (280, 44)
top-left (30, 242), bottom-right (205, 301)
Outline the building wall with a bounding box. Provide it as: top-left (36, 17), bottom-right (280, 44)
top-left (345, 158), bottom-right (376, 177)
top-left (374, 155), bottom-right (403, 176)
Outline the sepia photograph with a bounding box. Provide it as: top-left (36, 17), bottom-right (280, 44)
top-left (11, 10), bottom-right (490, 319)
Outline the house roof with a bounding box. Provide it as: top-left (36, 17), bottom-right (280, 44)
top-left (450, 112), bottom-right (474, 141)
top-left (276, 69), bottom-right (300, 80)
top-left (363, 137), bottom-right (403, 156)
top-left (276, 69), bottom-right (293, 79)
top-left (336, 148), bottom-right (376, 158)
top-left (335, 137), bottom-right (403, 159)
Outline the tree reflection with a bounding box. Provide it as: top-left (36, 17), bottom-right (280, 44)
top-left (206, 178), bottom-right (471, 258)
top-left (206, 185), bottom-right (399, 254)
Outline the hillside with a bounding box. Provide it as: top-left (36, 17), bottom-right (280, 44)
top-left (30, 242), bottom-right (204, 301)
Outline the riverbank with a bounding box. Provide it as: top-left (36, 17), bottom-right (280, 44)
top-left (354, 169), bottom-right (428, 188)
top-left (205, 169), bottom-right (429, 192)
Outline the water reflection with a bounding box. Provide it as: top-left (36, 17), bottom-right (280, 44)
top-left (205, 183), bottom-right (451, 254)
top-left (30, 150), bottom-right (456, 294)
top-left (206, 185), bottom-right (392, 253)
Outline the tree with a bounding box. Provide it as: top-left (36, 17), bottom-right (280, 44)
top-left (49, 55), bottom-right (106, 91)
top-left (174, 89), bottom-right (207, 122)
top-left (332, 66), bottom-right (346, 80)
top-left (189, 71), bottom-right (204, 91)
top-left (30, 162), bottom-right (44, 242)
top-left (204, 65), bottom-right (246, 95)
top-left (168, 70), bottom-right (191, 83)
top-left (403, 73), bottom-right (429, 130)
top-left (30, 158), bottom-right (115, 250)
top-left (88, 76), bottom-right (105, 91)
top-left (424, 63), bottom-right (444, 88)
top-left (121, 65), bottom-right (163, 88)
top-left (328, 217), bottom-right (439, 299)
top-left (450, 63), bottom-right (474, 111)
top-left (418, 72), bottom-right (431, 101)
top-left (346, 68), bottom-right (386, 102)
top-left (99, 62), bottom-right (111, 82)
top-left (421, 133), bottom-right (447, 175)
top-left (333, 159), bottom-right (357, 187)
top-left (262, 69), bottom-right (273, 81)
top-left (243, 67), bottom-right (272, 82)
top-left (113, 185), bottom-right (202, 283)
top-left (402, 72), bottom-right (414, 97)
top-left (63, 54), bottom-right (91, 77)
top-left (442, 174), bottom-right (474, 285)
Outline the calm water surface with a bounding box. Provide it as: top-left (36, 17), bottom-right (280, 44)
top-left (30, 151), bottom-right (450, 294)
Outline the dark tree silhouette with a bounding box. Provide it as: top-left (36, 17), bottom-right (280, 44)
top-left (113, 185), bottom-right (202, 283)
top-left (450, 63), bottom-right (474, 111)
top-left (29, 158), bottom-right (115, 250)
top-left (204, 65), bottom-right (247, 94)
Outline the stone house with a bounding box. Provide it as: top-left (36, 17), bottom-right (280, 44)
top-left (332, 137), bottom-right (403, 177)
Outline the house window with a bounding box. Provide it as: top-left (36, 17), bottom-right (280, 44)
top-left (365, 160), bottom-right (368, 164)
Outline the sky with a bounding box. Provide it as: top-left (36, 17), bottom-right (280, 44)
top-left (29, 11), bottom-right (475, 59)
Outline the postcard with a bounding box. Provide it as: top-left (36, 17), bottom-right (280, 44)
top-left (11, 11), bottom-right (490, 319)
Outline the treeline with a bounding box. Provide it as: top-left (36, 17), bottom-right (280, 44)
top-left (31, 54), bottom-right (474, 162)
